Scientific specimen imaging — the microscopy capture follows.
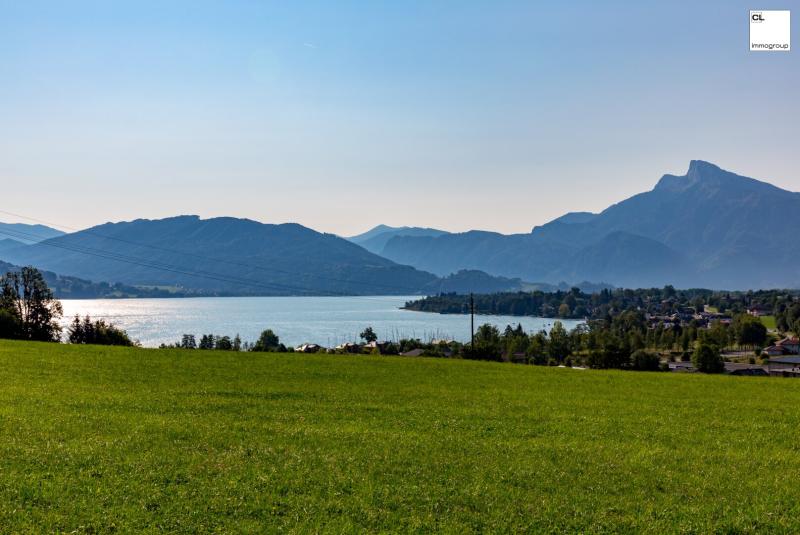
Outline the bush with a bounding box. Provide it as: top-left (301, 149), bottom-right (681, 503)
top-left (0, 309), bottom-right (20, 340)
top-left (630, 349), bottom-right (660, 371)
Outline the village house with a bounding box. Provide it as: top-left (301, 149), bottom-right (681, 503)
top-left (334, 342), bottom-right (360, 353)
top-left (763, 345), bottom-right (787, 357)
top-left (767, 356), bottom-right (800, 377)
top-left (776, 336), bottom-right (800, 355)
top-left (295, 343), bottom-right (322, 353)
top-left (365, 340), bottom-right (391, 351)
top-left (747, 305), bottom-right (771, 317)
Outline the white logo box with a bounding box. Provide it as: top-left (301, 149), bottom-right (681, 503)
top-left (750, 10), bottom-right (790, 51)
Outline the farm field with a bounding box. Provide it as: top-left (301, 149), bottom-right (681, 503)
top-left (1, 340), bottom-right (799, 533)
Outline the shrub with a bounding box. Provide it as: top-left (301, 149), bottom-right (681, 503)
top-left (0, 309), bottom-right (20, 340)
top-left (630, 350), bottom-right (660, 371)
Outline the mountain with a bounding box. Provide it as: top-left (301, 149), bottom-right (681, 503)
top-left (1, 215), bottom-right (522, 296)
top-left (0, 238), bottom-right (27, 257)
top-left (380, 161), bottom-right (800, 289)
top-left (0, 222), bottom-right (65, 244)
top-left (347, 225), bottom-right (449, 255)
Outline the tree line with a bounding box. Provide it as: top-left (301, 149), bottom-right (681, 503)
top-left (405, 286), bottom-right (800, 332)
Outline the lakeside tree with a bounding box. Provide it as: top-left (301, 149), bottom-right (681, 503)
top-left (0, 266), bottom-right (62, 342)
top-left (214, 336), bottom-right (233, 350)
top-left (547, 321), bottom-right (571, 363)
top-left (198, 334), bottom-right (215, 350)
top-left (68, 314), bottom-right (134, 346)
top-left (252, 329), bottom-right (286, 352)
top-left (360, 326), bottom-right (378, 344)
top-left (180, 334), bottom-right (197, 349)
top-left (470, 324), bottom-right (502, 361)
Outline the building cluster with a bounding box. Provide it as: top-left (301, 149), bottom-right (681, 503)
top-left (645, 305), bottom-right (732, 329)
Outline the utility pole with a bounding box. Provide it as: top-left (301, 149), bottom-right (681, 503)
top-left (470, 292), bottom-right (475, 349)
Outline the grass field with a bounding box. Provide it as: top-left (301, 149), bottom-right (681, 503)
top-left (760, 315), bottom-right (777, 330)
top-left (2, 340), bottom-right (800, 533)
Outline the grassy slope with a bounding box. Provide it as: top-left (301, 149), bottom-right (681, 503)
top-left (1, 340), bottom-right (799, 533)
top-left (761, 315), bottom-right (777, 330)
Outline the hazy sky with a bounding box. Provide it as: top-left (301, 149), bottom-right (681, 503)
top-left (1, 0), bottom-right (797, 236)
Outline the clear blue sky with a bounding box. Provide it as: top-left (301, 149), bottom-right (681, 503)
top-left (1, 0), bottom-right (797, 235)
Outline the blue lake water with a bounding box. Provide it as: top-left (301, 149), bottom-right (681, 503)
top-left (59, 296), bottom-right (581, 348)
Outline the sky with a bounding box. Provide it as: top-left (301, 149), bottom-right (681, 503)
top-left (0, 0), bottom-right (798, 236)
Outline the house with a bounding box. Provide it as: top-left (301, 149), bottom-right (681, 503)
top-left (725, 362), bottom-right (768, 376)
top-left (747, 305), bottom-right (771, 317)
top-left (365, 340), bottom-right (391, 351)
top-left (295, 343), bottom-right (322, 353)
top-left (400, 348), bottom-right (425, 357)
top-left (729, 367), bottom-right (769, 376)
top-left (669, 362), bottom-right (694, 372)
top-left (334, 342), bottom-right (361, 353)
top-left (763, 345), bottom-right (787, 357)
top-left (776, 337), bottom-right (800, 355)
top-left (767, 356), bottom-right (800, 377)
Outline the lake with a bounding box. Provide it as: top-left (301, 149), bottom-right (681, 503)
top-left (59, 296), bottom-right (581, 348)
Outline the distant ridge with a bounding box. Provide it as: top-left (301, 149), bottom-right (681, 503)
top-left (1, 216), bottom-right (525, 296)
top-left (0, 222), bottom-right (65, 244)
top-left (379, 161), bottom-right (800, 289)
top-left (347, 225), bottom-right (449, 255)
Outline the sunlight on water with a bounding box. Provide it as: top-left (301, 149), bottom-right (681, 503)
top-left (59, 296), bottom-right (581, 348)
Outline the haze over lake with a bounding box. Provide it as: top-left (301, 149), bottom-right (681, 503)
top-left (60, 296), bottom-right (581, 348)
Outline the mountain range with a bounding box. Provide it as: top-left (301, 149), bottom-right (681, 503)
top-left (0, 217), bottom-right (531, 296)
top-left (346, 225), bottom-right (449, 255)
top-left (379, 161), bottom-right (800, 289)
top-left (1, 161), bottom-right (797, 294)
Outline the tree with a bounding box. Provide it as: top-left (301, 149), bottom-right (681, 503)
top-left (548, 321), bottom-right (571, 363)
top-left (692, 343), bottom-right (724, 373)
top-left (180, 334), bottom-right (197, 349)
top-left (359, 326), bottom-right (378, 344)
top-left (252, 329), bottom-right (284, 352)
top-left (471, 324), bottom-right (502, 361)
top-left (68, 314), bottom-right (134, 346)
top-left (732, 314), bottom-right (768, 348)
top-left (215, 336), bottom-right (233, 351)
top-left (0, 267), bottom-right (62, 342)
top-left (0, 309), bottom-right (20, 339)
top-left (199, 334), bottom-right (215, 350)
top-left (630, 349), bottom-right (661, 371)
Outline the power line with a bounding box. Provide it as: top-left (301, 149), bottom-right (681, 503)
top-left (0, 208), bottom-right (435, 295)
top-left (0, 227), bottom-right (354, 297)
top-left (0, 227), bottom-right (434, 300)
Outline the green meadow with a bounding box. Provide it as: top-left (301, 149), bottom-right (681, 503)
top-left (760, 315), bottom-right (777, 330)
top-left (1, 340), bottom-right (799, 533)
